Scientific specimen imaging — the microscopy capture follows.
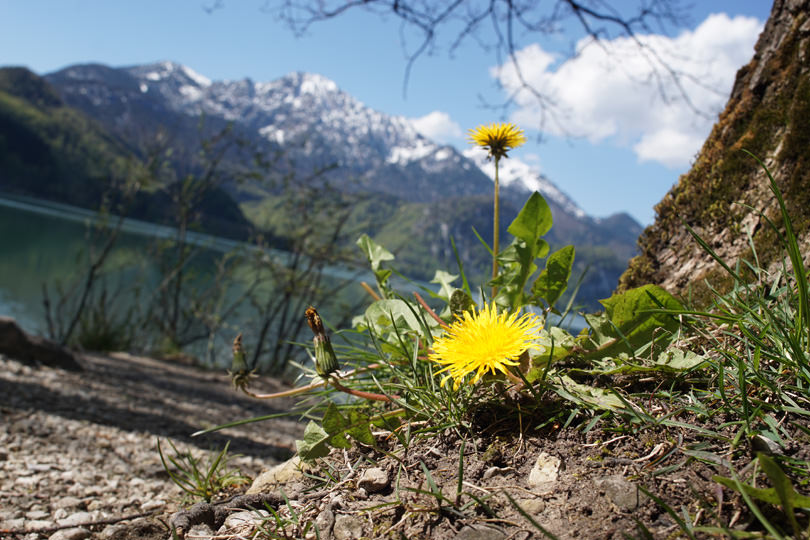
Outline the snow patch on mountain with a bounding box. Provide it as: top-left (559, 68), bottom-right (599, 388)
top-left (85, 61), bottom-right (591, 209)
top-left (463, 148), bottom-right (586, 219)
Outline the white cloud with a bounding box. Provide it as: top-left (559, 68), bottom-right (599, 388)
top-left (493, 13), bottom-right (763, 168)
top-left (409, 110), bottom-right (463, 143)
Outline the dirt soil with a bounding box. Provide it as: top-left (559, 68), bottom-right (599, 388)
top-left (2, 352), bottom-right (807, 539)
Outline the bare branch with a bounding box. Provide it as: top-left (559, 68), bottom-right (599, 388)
top-left (267, 0), bottom-right (712, 132)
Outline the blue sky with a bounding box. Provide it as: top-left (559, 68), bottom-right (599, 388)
top-left (1, 1), bottom-right (772, 224)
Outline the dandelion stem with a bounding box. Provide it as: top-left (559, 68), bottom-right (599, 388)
top-left (360, 281), bottom-right (382, 301)
top-left (492, 155), bottom-right (501, 298)
top-left (414, 291), bottom-right (450, 330)
top-left (330, 377), bottom-right (399, 402)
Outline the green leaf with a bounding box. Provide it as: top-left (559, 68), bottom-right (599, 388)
top-left (554, 375), bottom-right (626, 411)
top-left (431, 270), bottom-right (458, 302)
top-left (356, 234), bottom-right (394, 272)
top-left (295, 421), bottom-right (331, 462)
top-left (345, 409), bottom-right (376, 446)
top-left (364, 299), bottom-right (426, 336)
top-left (525, 326), bottom-right (576, 383)
top-left (532, 245), bottom-right (575, 308)
top-left (322, 404), bottom-right (351, 449)
top-left (713, 474), bottom-right (810, 509)
top-left (654, 348), bottom-right (707, 371)
top-left (587, 285), bottom-right (683, 358)
top-left (322, 403), bottom-right (375, 449)
top-left (507, 191), bottom-right (553, 244)
top-left (450, 289), bottom-right (476, 318)
top-left (759, 453), bottom-right (807, 534)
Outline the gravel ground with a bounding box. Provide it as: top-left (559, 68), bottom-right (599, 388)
top-left (0, 352), bottom-right (303, 540)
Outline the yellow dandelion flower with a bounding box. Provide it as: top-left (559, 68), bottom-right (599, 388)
top-left (468, 122), bottom-right (527, 160)
top-left (429, 303), bottom-right (542, 390)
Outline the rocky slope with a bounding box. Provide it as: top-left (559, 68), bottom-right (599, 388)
top-left (619, 0), bottom-right (810, 301)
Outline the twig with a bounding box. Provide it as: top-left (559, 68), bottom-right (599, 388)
top-left (170, 492), bottom-right (293, 539)
top-left (360, 281), bottom-right (382, 301)
top-left (413, 292), bottom-right (449, 330)
top-left (238, 363), bottom-right (387, 400)
top-left (0, 510), bottom-right (156, 536)
top-left (330, 377), bottom-right (399, 402)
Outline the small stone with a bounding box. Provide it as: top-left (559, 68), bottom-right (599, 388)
top-left (315, 507), bottom-right (335, 536)
top-left (2, 518), bottom-right (25, 530)
top-left (527, 452), bottom-right (561, 494)
top-left (48, 527), bottom-right (91, 540)
top-left (16, 476), bottom-right (40, 487)
top-left (595, 475), bottom-right (647, 512)
top-left (57, 511), bottom-right (94, 527)
top-left (221, 509), bottom-right (269, 531)
top-left (454, 525), bottom-right (507, 540)
top-left (139, 499), bottom-right (165, 512)
top-left (52, 496), bottom-right (83, 510)
top-left (25, 510), bottom-right (51, 520)
top-left (357, 467), bottom-right (389, 493)
top-left (98, 524), bottom-right (125, 540)
top-left (247, 457), bottom-right (304, 494)
top-left (516, 497), bottom-right (545, 515)
top-left (188, 523), bottom-right (216, 538)
top-left (333, 514), bottom-right (364, 539)
top-left (27, 519), bottom-right (57, 530)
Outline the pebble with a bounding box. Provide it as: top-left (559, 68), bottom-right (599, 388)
top-left (454, 525), bottom-right (507, 540)
top-left (333, 514), bottom-right (364, 539)
top-left (357, 467), bottom-right (389, 493)
top-left (57, 511), bottom-right (94, 527)
top-left (595, 475), bottom-right (647, 511)
top-left (528, 451), bottom-right (561, 494)
top-left (48, 527), bottom-right (91, 540)
top-left (140, 499), bottom-right (166, 512)
top-left (0, 353), bottom-right (303, 538)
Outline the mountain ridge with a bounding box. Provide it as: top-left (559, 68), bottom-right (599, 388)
top-left (3, 62), bottom-right (642, 308)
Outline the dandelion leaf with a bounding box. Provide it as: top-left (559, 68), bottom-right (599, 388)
top-left (525, 326), bottom-right (576, 383)
top-left (322, 403), bottom-right (375, 449)
top-left (431, 270), bottom-right (458, 302)
top-left (586, 285), bottom-right (682, 358)
top-left (356, 234), bottom-right (394, 272)
top-left (507, 191), bottom-right (553, 244)
top-left (554, 375), bottom-right (625, 411)
top-left (295, 421), bottom-right (331, 462)
top-left (449, 289), bottom-right (476, 318)
top-left (364, 299), bottom-right (425, 336)
top-left (532, 245), bottom-right (575, 308)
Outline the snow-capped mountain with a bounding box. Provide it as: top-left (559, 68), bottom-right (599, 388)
top-left (41, 61), bottom-right (642, 306)
top-left (47, 61), bottom-right (584, 208)
top-left (462, 148), bottom-right (586, 219)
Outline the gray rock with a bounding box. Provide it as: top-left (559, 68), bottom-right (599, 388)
top-left (454, 525), bottom-right (507, 540)
top-left (27, 519), bottom-right (57, 530)
top-left (2, 518), bottom-right (25, 530)
top-left (52, 496), bottom-right (83, 510)
top-left (247, 456), bottom-right (305, 494)
top-left (515, 497), bottom-right (545, 516)
top-left (595, 475), bottom-right (647, 511)
top-left (315, 507), bottom-right (335, 537)
top-left (26, 510), bottom-right (51, 520)
top-left (48, 527), bottom-right (91, 540)
top-left (0, 316), bottom-right (82, 371)
top-left (139, 499), bottom-right (165, 512)
top-left (333, 514), bottom-right (364, 539)
top-left (221, 509), bottom-right (269, 535)
top-left (57, 511), bottom-right (94, 527)
top-left (357, 467), bottom-right (389, 493)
